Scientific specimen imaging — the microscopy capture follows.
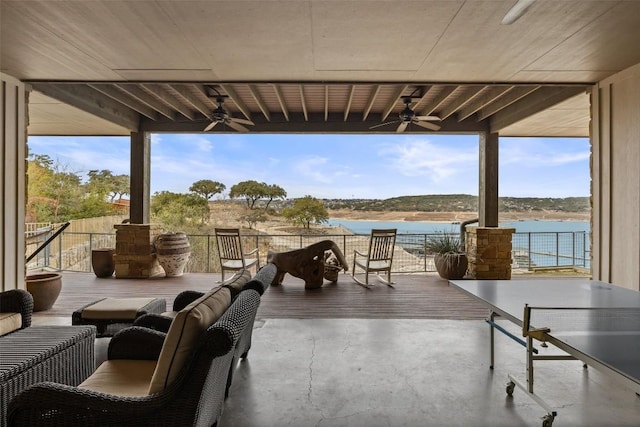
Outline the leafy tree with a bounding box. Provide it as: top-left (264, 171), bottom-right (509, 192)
top-left (264, 184), bottom-right (287, 209)
top-left (27, 154), bottom-right (85, 222)
top-left (189, 179), bottom-right (226, 200)
top-left (150, 191), bottom-right (210, 227)
top-left (229, 180), bottom-right (266, 209)
top-left (229, 180), bottom-right (287, 209)
top-left (281, 196), bottom-right (329, 229)
top-left (110, 174), bottom-right (130, 201)
top-left (239, 208), bottom-right (269, 229)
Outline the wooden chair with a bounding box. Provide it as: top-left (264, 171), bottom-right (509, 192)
top-left (215, 228), bottom-right (259, 284)
top-left (352, 228), bottom-right (397, 288)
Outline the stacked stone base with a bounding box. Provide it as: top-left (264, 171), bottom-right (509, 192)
top-left (114, 224), bottom-right (165, 278)
top-left (465, 227), bottom-right (515, 280)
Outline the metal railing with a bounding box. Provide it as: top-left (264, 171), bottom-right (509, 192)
top-left (31, 230), bottom-right (591, 274)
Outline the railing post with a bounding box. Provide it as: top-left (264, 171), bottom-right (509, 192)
top-left (89, 233), bottom-right (94, 273)
top-left (207, 235), bottom-right (211, 273)
top-left (527, 232), bottom-right (532, 270)
top-left (556, 232), bottom-right (560, 266)
top-left (572, 232), bottom-right (576, 267)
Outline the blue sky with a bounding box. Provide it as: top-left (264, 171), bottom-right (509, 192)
top-left (28, 134), bottom-right (590, 199)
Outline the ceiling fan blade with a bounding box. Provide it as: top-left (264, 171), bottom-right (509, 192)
top-left (370, 120), bottom-right (399, 130)
top-left (203, 121), bottom-right (218, 131)
top-left (226, 120), bottom-right (250, 133)
top-left (230, 117), bottom-right (255, 126)
top-left (415, 115), bottom-right (441, 121)
top-left (396, 122), bottom-right (409, 133)
top-left (414, 120), bottom-right (441, 131)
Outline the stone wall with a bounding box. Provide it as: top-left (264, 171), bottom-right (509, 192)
top-left (114, 224), bottom-right (164, 278)
top-left (466, 227), bottom-right (515, 280)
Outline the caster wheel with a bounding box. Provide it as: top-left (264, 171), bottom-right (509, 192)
top-left (542, 414), bottom-right (554, 427)
top-left (506, 381), bottom-right (515, 396)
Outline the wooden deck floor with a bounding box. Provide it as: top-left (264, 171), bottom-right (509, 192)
top-left (32, 271), bottom-right (491, 323)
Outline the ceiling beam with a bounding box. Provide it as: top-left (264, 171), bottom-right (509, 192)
top-left (248, 84), bottom-right (271, 121)
top-left (219, 84), bottom-right (252, 121)
top-left (476, 86), bottom-right (540, 121)
top-left (115, 84), bottom-right (175, 120)
top-left (417, 85), bottom-right (456, 116)
top-left (324, 85), bottom-right (329, 122)
top-left (272, 84), bottom-right (289, 122)
top-left (439, 86), bottom-right (484, 120)
top-left (31, 83), bottom-right (140, 131)
top-left (344, 85), bottom-right (356, 121)
top-left (299, 85), bottom-right (308, 121)
top-left (490, 86), bottom-right (589, 132)
top-left (457, 86), bottom-right (513, 122)
top-left (88, 84), bottom-right (158, 120)
top-left (362, 85), bottom-right (381, 121)
top-left (142, 84), bottom-right (196, 120)
top-left (169, 84), bottom-right (213, 120)
top-left (381, 85), bottom-right (408, 121)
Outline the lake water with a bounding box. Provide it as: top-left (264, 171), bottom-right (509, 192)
top-left (327, 219), bottom-right (590, 235)
top-left (327, 218), bottom-right (591, 268)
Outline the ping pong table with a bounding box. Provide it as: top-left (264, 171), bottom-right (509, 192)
top-left (450, 278), bottom-right (640, 427)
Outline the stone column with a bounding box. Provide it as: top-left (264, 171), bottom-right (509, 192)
top-left (466, 227), bottom-right (515, 280)
top-left (113, 224), bottom-right (164, 278)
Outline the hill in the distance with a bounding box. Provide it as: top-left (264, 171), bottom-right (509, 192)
top-left (275, 194), bottom-right (590, 213)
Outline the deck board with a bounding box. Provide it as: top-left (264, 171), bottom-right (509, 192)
top-left (32, 271), bottom-right (489, 323)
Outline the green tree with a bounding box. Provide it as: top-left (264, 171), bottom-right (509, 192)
top-left (150, 191), bottom-right (210, 227)
top-left (110, 174), bottom-right (130, 201)
top-left (229, 180), bottom-right (267, 209)
top-left (189, 179), bottom-right (226, 200)
top-left (27, 154), bottom-right (84, 222)
top-left (281, 196), bottom-right (329, 229)
top-left (239, 208), bottom-right (269, 229)
top-left (264, 184), bottom-right (287, 209)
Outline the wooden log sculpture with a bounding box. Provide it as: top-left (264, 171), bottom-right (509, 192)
top-left (267, 240), bottom-right (348, 289)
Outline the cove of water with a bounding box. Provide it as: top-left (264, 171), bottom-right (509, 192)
top-left (327, 219), bottom-right (590, 235)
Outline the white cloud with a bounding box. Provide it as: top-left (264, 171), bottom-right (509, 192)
top-left (380, 137), bottom-right (477, 182)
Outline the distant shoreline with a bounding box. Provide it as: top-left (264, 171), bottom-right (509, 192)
top-left (327, 209), bottom-right (590, 223)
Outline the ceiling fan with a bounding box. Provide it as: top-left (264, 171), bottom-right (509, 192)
top-left (370, 96), bottom-right (441, 133)
top-left (204, 90), bottom-right (255, 132)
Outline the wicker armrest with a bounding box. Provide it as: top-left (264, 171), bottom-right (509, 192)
top-left (108, 326), bottom-right (166, 360)
top-left (8, 381), bottom-right (170, 426)
top-left (133, 313), bottom-right (174, 332)
top-left (0, 289), bottom-right (34, 328)
top-left (172, 290), bottom-right (205, 311)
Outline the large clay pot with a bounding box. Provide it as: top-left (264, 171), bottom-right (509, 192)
top-left (155, 232), bottom-right (191, 277)
top-left (26, 272), bottom-right (62, 311)
top-left (434, 253), bottom-right (468, 280)
top-left (92, 248), bottom-right (115, 278)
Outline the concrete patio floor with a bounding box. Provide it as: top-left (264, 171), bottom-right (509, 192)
top-left (29, 271), bottom-right (640, 426)
top-left (219, 318), bottom-right (640, 427)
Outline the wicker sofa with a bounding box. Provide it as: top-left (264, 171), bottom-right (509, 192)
top-left (0, 289), bottom-right (33, 336)
top-left (8, 264), bottom-right (276, 427)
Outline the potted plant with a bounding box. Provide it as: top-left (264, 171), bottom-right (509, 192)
top-left (425, 233), bottom-right (468, 280)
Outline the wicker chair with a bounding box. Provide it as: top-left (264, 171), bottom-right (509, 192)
top-left (7, 265), bottom-right (277, 427)
top-left (0, 289), bottom-right (34, 335)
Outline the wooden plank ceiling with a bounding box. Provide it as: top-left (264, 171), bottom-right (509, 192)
top-left (4, 0), bottom-right (639, 137)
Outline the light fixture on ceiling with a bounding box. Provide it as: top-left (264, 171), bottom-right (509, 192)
top-left (501, 0), bottom-right (536, 25)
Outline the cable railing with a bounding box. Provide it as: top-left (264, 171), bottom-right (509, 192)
top-left (27, 230), bottom-right (591, 274)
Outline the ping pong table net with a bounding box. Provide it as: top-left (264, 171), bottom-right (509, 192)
top-left (522, 304), bottom-right (640, 341)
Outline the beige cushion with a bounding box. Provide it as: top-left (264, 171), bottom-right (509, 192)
top-left (82, 297), bottom-right (157, 320)
top-left (78, 360), bottom-right (157, 397)
top-left (223, 269), bottom-right (252, 296)
top-left (0, 312), bottom-right (22, 336)
top-left (148, 287), bottom-right (231, 394)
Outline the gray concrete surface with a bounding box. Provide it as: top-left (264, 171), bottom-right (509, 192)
top-left (220, 318), bottom-right (640, 427)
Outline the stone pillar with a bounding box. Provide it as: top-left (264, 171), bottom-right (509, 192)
top-left (466, 227), bottom-right (515, 280)
top-left (113, 224), bottom-right (164, 278)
